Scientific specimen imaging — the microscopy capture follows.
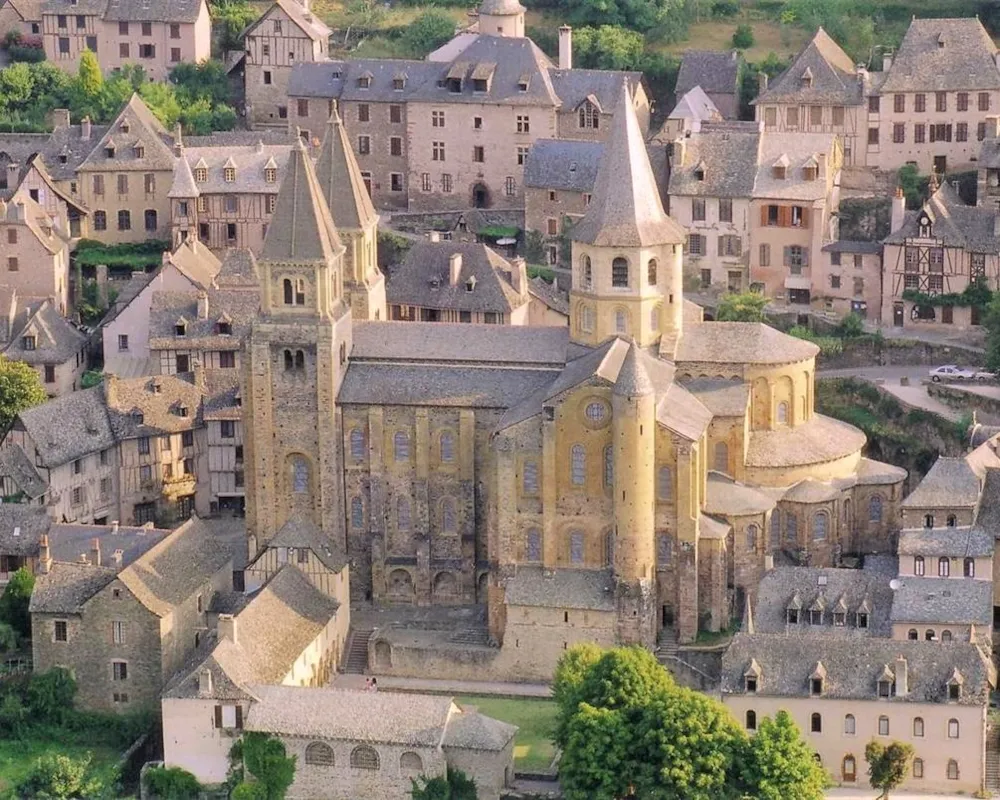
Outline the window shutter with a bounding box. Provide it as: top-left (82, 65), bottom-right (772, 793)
top-left (783, 246), bottom-right (791, 267)
top-left (760, 205), bottom-right (768, 226)
top-left (779, 206), bottom-right (791, 227)
top-left (734, 238), bottom-right (742, 256)
top-left (800, 207), bottom-right (810, 229)
top-left (929, 125), bottom-right (936, 142)
top-left (802, 248), bottom-right (810, 266)
top-left (214, 705), bottom-right (223, 729)
top-left (235, 705), bottom-right (244, 729)
top-left (946, 124), bottom-right (953, 142)
top-left (717, 235), bottom-right (724, 256)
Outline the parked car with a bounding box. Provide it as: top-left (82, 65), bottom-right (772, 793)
top-left (929, 365), bottom-right (994, 382)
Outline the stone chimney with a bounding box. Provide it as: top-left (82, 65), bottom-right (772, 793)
top-left (670, 138), bottom-right (686, 169)
top-left (90, 537), bottom-right (101, 567)
top-left (38, 534), bottom-right (51, 574)
top-left (80, 116), bottom-right (91, 141)
top-left (763, 553), bottom-right (774, 571)
top-left (882, 54), bottom-right (893, 71)
top-left (856, 64), bottom-right (868, 84)
top-left (757, 73), bottom-right (768, 93)
top-left (95, 264), bottom-right (109, 309)
top-left (890, 186), bottom-right (906, 234)
top-left (558, 26), bottom-right (573, 70)
top-left (192, 358), bottom-right (206, 391)
top-left (218, 613), bottom-right (237, 643)
top-left (111, 519), bottom-right (119, 533)
top-left (428, 231), bottom-right (440, 243)
top-left (112, 549), bottom-right (123, 567)
top-left (449, 252), bottom-right (463, 286)
top-left (198, 668), bottom-right (213, 696)
top-left (509, 256), bottom-right (527, 295)
top-left (173, 123), bottom-right (183, 156)
top-left (197, 291), bottom-right (209, 320)
top-left (894, 655), bottom-right (908, 697)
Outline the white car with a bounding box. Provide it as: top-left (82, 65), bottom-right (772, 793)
top-left (929, 365), bottom-right (994, 382)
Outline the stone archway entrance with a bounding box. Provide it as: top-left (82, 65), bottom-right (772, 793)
top-left (472, 183), bottom-right (490, 208)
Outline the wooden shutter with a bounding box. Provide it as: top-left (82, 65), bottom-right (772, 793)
top-left (718, 235), bottom-right (725, 256)
top-left (800, 207), bottom-right (810, 229)
top-left (929, 125), bottom-right (936, 142)
top-left (760, 205), bottom-right (768, 226)
top-left (235, 705), bottom-right (244, 730)
top-left (778, 206), bottom-right (791, 227)
top-left (783, 246), bottom-right (791, 266)
top-left (946, 124), bottom-right (953, 142)
top-left (214, 705), bottom-right (223, 729)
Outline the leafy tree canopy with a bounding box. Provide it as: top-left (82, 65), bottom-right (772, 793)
top-left (16, 753), bottom-right (104, 799)
top-left (410, 767), bottom-right (478, 800)
top-left (738, 711), bottom-right (827, 800)
top-left (400, 10), bottom-right (456, 57)
top-left (716, 290), bottom-right (769, 322)
top-left (865, 739), bottom-right (914, 799)
top-left (242, 732), bottom-right (297, 800)
top-left (0, 567), bottom-right (35, 639)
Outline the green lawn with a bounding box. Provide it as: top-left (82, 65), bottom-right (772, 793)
top-left (0, 738), bottom-right (122, 799)
top-left (454, 695), bottom-right (558, 772)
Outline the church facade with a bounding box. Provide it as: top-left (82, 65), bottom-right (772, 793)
top-left (241, 87), bottom-right (906, 680)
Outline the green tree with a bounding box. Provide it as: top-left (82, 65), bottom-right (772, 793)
top-left (716, 291), bottom-right (769, 322)
top-left (737, 711), bottom-right (827, 800)
top-left (0, 567), bottom-right (34, 639)
top-left (16, 753), bottom-right (104, 799)
top-left (242, 732), bottom-right (296, 800)
top-left (231, 783), bottom-right (268, 800)
top-left (400, 10), bottom-right (456, 57)
top-left (0, 63), bottom-right (34, 112)
top-left (0, 356), bottom-right (47, 430)
top-left (410, 768), bottom-right (478, 800)
top-left (27, 668), bottom-right (77, 725)
top-left (573, 25), bottom-right (645, 70)
top-left (0, 691), bottom-right (29, 738)
top-left (0, 620), bottom-right (17, 651)
top-left (138, 81), bottom-right (182, 128)
top-left (77, 49), bottom-right (103, 98)
top-left (143, 765), bottom-right (202, 799)
top-left (732, 24), bottom-right (754, 49)
top-left (865, 739), bottom-right (914, 799)
top-left (211, 0), bottom-right (259, 52)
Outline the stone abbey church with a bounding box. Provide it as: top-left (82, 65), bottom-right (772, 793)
top-left (242, 87), bottom-right (905, 680)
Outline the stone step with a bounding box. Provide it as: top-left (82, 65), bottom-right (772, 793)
top-left (343, 627), bottom-right (374, 675)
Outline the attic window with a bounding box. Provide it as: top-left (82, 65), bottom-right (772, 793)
top-left (331, 70), bottom-right (342, 79)
top-left (745, 675), bottom-right (757, 692)
top-left (264, 168), bottom-right (277, 183)
top-left (393, 76), bottom-right (406, 90)
top-left (21, 335), bottom-right (35, 351)
top-left (358, 75), bottom-right (371, 89)
top-left (569, 161), bottom-right (578, 173)
top-left (133, 145), bottom-right (144, 159)
top-left (175, 321), bottom-right (187, 336)
top-left (152, 381), bottom-right (161, 394)
top-left (194, 167), bottom-right (207, 182)
top-left (786, 608), bottom-right (799, 624)
top-left (217, 320), bottom-right (232, 335)
top-left (447, 78), bottom-right (462, 93)
top-left (810, 677), bottom-right (823, 695)
top-left (177, 405), bottom-right (189, 418)
top-left (472, 79), bottom-right (488, 93)
top-left (132, 411), bottom-right (144, 424)
top-left (106, 144), bottom-right (116, 159)
top-left (224, 167), bottom-right (236, 183)
top-left (694, 162), bottom-right (706, 181)
top-left (466, 276), bottom-right (477, 292)
top-left (937, 35), bottom-right (945, 49)
top-left (59, 153), bottom-right (68, 164)
top-left (518, 75), bottom-right (529, 92)
top-left (919, 215), bottom-right (931, 238)
top-left (121, 120), bottom-right (130, 133)
top-left (857, 612), bottom-right (869, 629)
top-left (801, 68), bottom-right (813, 87)
top-left (773, 165), bottom-right (786, 180)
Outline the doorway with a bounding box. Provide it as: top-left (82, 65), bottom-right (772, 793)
top-left (893, 302), bottom-right (904, 326)
top-left (933, 155), bottom-right (947, 176)
top-left (661, 605), bottom-right (674, 628)
top-left (472, 183), bottom-right (490, 209)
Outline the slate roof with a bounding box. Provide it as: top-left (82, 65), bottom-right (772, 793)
top-left (901, 456), bottom-right (981, 509)
top-left (104, 374), bottom-right (205, 439)
top-left (0, 133), bottom-right (49, 195)
top-left (722, 634), bottom-right (992, 705)
top-left (889, 576), bottom-right (993, 626)
top-left (33, 119), bottom-right (110, 183)
top-left (746, 415), bottom-right (866, 469)
top-left (822, 240), bottom-right (882, 254)
top-left (0, 504), bottom-right (51, 556)
top-left (855, 457), bottom-right (907, 486)
top-left (16, 385), bottom-right (115, 468)
top-left (1, 0), bottom-right (41, 21)
top-left (504, 566), bottom-right (614, 611)
top-left (442, 707), bottom-right (518, 752)
top-left (675, 50), bottom-right (740, 96)
top-left (574, 83), bottom-right (685, 247)
top-left (523, 139), bottom-right (603, 193)
top-left (28, 562), bottom-right (117, 613)
top-left (754, 28), bottom-right (863, 106)
top-left (202, 372), bottom-right (241, 422)
top-left (676, 322), bottom-right (819, 364)
top-left (147, 288), bottom-right (259, 352)
top-left (668, 125), bottom-right (761, 198)
top-left (0, 445), bottom-right (46, 500)
top-left (898, 525), bottom-right (993, 558)
top-left (752, 131), bottom-right (838, 201)
top-left (753, 565), bottom-right (893, 636)
top-left (314, 108), bottom-right (377, 232)
top-left (260, 139), bottom-right (343, 263)
top-left (40, 0), bottom-right (105, 14)
top-left (3, 298), bottom-right (86, 365)
top-left (386, 242), bottom-right (526, 314)
top-left (0, 195), bottom-right (69, 256)
top-left (680, 378), bottom-right (749, 417)
top-left (101, 0), bottom-right (204, 23)
top-left (704, 472), bottom-right (775, 516)
top-left (76, 95), bottom-right (174, 173)
top-left (172, 142), bottom-right (292, 197)
top-left (166, 239), bottom-right (222, 288)
top-left (972, 467), bottom-right (1000, 534)
top-left (527, 276), bottom-right (568, 315)
top-left (48, 521), bottom-right (168, 566)
top-left (263, 517), bottom-right (344, 571)
top-left (880, 18), bottom-right (1000, 93)
top-left (883, 182), bottom-right (1000, 251)
top-left (184, 131), bottom-right (298, 149)
top-left (667, 86), bottom-right (722, 122)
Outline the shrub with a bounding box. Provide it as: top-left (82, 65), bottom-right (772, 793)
top-left (144, 765), bottom-right (201, 799)
top-left (27, 667), bottom-right (77, 725)
top-left (712, 0), bottom-right (740, 18)
top-left (16, 753), bottom-right (104, 799)
top-left (400, 10), bottom-right (456, 58)
top-left (732, 24), bottom-right (755, 49)
top-left (0, 568), bottom-right (34, 638)
top-left (836, 312), bottom-right (866, 338)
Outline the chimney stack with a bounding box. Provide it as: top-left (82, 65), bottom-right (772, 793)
top-left (558, 26), bottom-right (573, 70)
top-left (890, 186), bottom-right (906, 234)
top-left (112, 549), bottom-right (123, 567)
top-left (81, 116), bottom-right (91, 141)
top-left (111, 519), bottom-right (119, 533)
top-left (763, 553), bottom-right (774, 571)
top-left (757, 73), bottom-right (768, 93)
top-left (198, 668), bottom-right (213, 696)
top-left (509, 256), bottom-right (527, 295)
top-left (428, 231), bottom-right (440, 243)
top-left (173, 123), bottom-right (183, 156)
top-left (882, 54), bottom-right (893, 71)
top-left (449, 252), bottom-right (463, 286)
top-left (197, 290), bottom-right (209, 320)
top-left (38, 534), bottom-right (51, 574)
top-left (894, 655), bottom-right (908, 697)
top-left (49, 108), bottom-right (71, 129)
top-left (218, 613), bottom-right (237, 644)
top-left (90, 537), bottom-right (101, 567)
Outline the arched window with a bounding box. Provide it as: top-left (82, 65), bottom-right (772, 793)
top-left (647, 258), bottom-right (657, 285)
top-left (580, 254), bottom-right (592, 289)
top-left (441, 498), bottom-right (457, 532)
top-left (714, 441), bottom-right (729, 473)
top-left (349, 428), bottom-right (365, 460)
top-left (397, 497), bottom-right (411, 531)
top-left (283, 278), bottom-right (293, 305)
top-left (912, 758), bottom-right (924, 778)
top-left (924, 513), bottom-right (934, 529)
top-left (746, 524), bottom-right (758, 550)
top-left (745, 710), bottom-right (756, 730)
top-left (611, 257), bottom-right (629, 287)
top-left (769, 513), bottom-right (780, 547)
top-left (947, 514), bottom-right (957, 527)
top-left (908, 628), bottom-right (918, 640)
top-left (615, 309), bottom-right (628, 334)
top-left (292, 456), bottom-right (309, 493)
top-left (964, 557), bottom-right (975, 577)
top-left (305, 742), bottom-right (334, 766)
top-left (878, 715), bottom-right (889, 736)
top-left (869, 495), bottom-right (883, 522)
top-left (941, 629), bottom-right (953, 642)
top-left (525, 528), bottom-right (541, 562)
top-left (350, 496), bottom-right (363, 529)
top-left (569, 530), bottom-right (585, 564)
top-left (604, 446), bottom-right (613, 488)
top-left (844, 714), bottom-right (855, 734)
top-left (657, 532), bottom-right (672, 564)
top-left (400, 752), bottom-right (423, 772)
top-left (393, 431), bottom-right (410, 462)
top-left (786, 513), bottom-right (798, 543)
top-left (657, 466), bottom-right (672, 501)
top-left (605, 530), bottom-right (614, 566)
top-left (350, 745), bottom-right (380, 770)
top-left (914, 555), bottom-right (925, 575)
top-left (777, 401), bottom-right (788, 424)
top-left (439, 430), bottom-right (455, 463)
top-left (948, 718), bottom-right (959, 739)
top-left (295, 350), bottom-right (305, 369)
top-left (813, 512), bottom-right (828, 541)
top-left (842, 755), bottom-right (856, 782)
top-left (570, 444), bottom-right (586, 486)
top-left (294, 278), bottom-right (305, 305)
top-left (284, 349), bottom-right (294, 371)
top-left (913, 717), bottom-right (924, 737)
top-left (581, 305), bottom-right (595, 333)
top-left (925, 629), bottom-right (935, 641)
top-left (938, 557), bottom-right (950, 577)
top-left (522, 460), bottom-right (538, 494)
top-left (947, 759), bottom-right (959, 780)
top-left (810, 713), bottom-right (821, 733)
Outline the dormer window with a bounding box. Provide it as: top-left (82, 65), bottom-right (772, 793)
top-left (787, 608), bottom-right (799, 624)
top-left (695, 168), bottom-right (705, 181)
top-left (804, 165), bottom-right (818, 181)
top-left (358, 74), bottom-right (372, 89)
top-left (393, 73), bottom-right (406, 90)
top-left (106, 144), bottom-right (116, 159)
top-left (194, 167), bottom-right (207, 182)
top-left (466, 276), bottom-right (476, 293)
top-left (947, 668), bottom-right (963, 701)
top-left (919, 214), bottom-right (931, 238)
top-left (810, 677), bottom-right (823, 695)
top-left (133, 145), bottom-right (144, 159)
top-left (833, 611), bottom-right (846, 626)
top-left (446, 78), bottom-right (462, 93)
top-left (472, 79), bottom-right (487, 93)
top-left (175, 320), bottom-right (187, 336)
top-left (809, 609), bottom-right (823, 625)
top-left (773, 165), bottom-right (786, 180)
top-left (121, 120), bottom-right (130, 133)
top-left (877, 666), bottom-right (894, 698)
top-left (744, 658), bottom-right (761, 693)
top-left (801, 67), bottom-right (813, 88)
top-left (518, 73), bottom-right (530, 92)
top-left (132, 411), bottom-right (144, 425)
top-left (217, 319), bottom-right (232, 335)
top-left (22, 335), bottom-right (35, 351)
top-left (177, 405), bottom-right (189, 418)
top-left (224, 167), bottom-right (236, 183)
top-left (264, 168), bottom-right (277, 183)
top-left (746, 675), bottom-right (757, 692)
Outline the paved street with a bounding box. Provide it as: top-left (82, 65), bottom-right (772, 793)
top-left (826, 790), bottom-right (976, 799)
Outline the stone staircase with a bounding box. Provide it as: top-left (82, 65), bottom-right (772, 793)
top-left (343, 626), bottom-right (373, 674)
top-left (446, 628), bottom-right (491, 646)
top-left (654, 630), bottom-right (718, 693)
top-left (986, 725), bottom-right (1000, 791)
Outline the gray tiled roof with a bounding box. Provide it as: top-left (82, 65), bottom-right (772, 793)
top-left (754, 28), bottom-right (862, 106)
top-left (35, 121), bottom-right (110, 183)
top-left (443, 706), bottom-right (518, 752)
top-left (898, 526), bottom-right (993, 558)
top-left (722, 633), bottom-right (992, 705)
top-left (15, 386), bottom-right (115, 468)
top-left (184, 131), bottom-right (298, 149)
top-left (614, 339), bottom-right (654, 396)
top-left (166, 239), bottom-right (222, 288)
top-left (880, 18), bottom-right (1000, 93)
top-left (783, 478), bottom-right (841, 504)
top-left (48, 522), bottom-right (168, 566)
top-left (386, 242), bottom-right (525, 314)
top-left (202, 372), bottom-right (241, 422)
top-left (503, 566), bottom-right (615, 611)
top-left (3, 0), bottom-right (41, 22)
top-left (0, 134), bottom-right (50, 194)
top-left (3, 298), bottom-right (86, 365)
top-left (753, 565), bottom-right (893, 637)
top-left (1, 195), bottom-right (69, 256)
top-left (822, 240), bottom-right (882, 254)
top-left (676, 322), bottom-right (818, 364)
top-left (264, 517), bottom-right (344, 571)
top-left (746, 415), bottom-right (866, 469)
top-left (28, 561), bottom-right (117, 613)
top-left (752, 131), bottom-right (838, 202)
top-left (972, 467), bottom-right (1000, 534)
top-left (901, 455), bottom-right (981, 509)
top-left (668, 125), bottom-right (760, 198)
top-left (675, 50), bottom-right (740, 96)
top-left (883, 183), bottom-right (1000, 252)
top-left (890, 576), bottom-right (993, 625)
top-left (76, 95), bottom-right (174, 173)
top-left (0, 504), bottom-right (51, 556)
top-left (314, 109), bottom-right (378, 232)
top-left (523, 139), bottom-right (603, 192)
top-left (855, 457), bottom-right (907, 486)
top-left (667, 86), bottom-right (721, 122)
top-left (147, 287), bottom-right (259, 351)
top-left (101, 0), bottom-right (204, 23)
top-left (0, 445), bottom-right (46, 500)
top-left (704, 472), bottom-right (775, 516)
top-left (173, 142), bottom-right (292, 197)
top-left (680, 378), bottom-right (749, 417)
top-left (104, 374), bottom-right (205, 439)
top-left (41, 0), bottom-right (105, 14)
top-left (527, 276), bottom-right (568, 315)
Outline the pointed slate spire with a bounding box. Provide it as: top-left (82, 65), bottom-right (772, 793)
top-left (314, 107), bottom-right (377, 232)
top-left (168, 156), bottom-right (199, 198)
top-left (613, 339), bottom-right (654, 397)
top-left (261, 138), bottom-right (343, 262)
top-left (573, 82), bottom-right (686, 247)
top-left (743, 596), bottom-right (755, 634)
